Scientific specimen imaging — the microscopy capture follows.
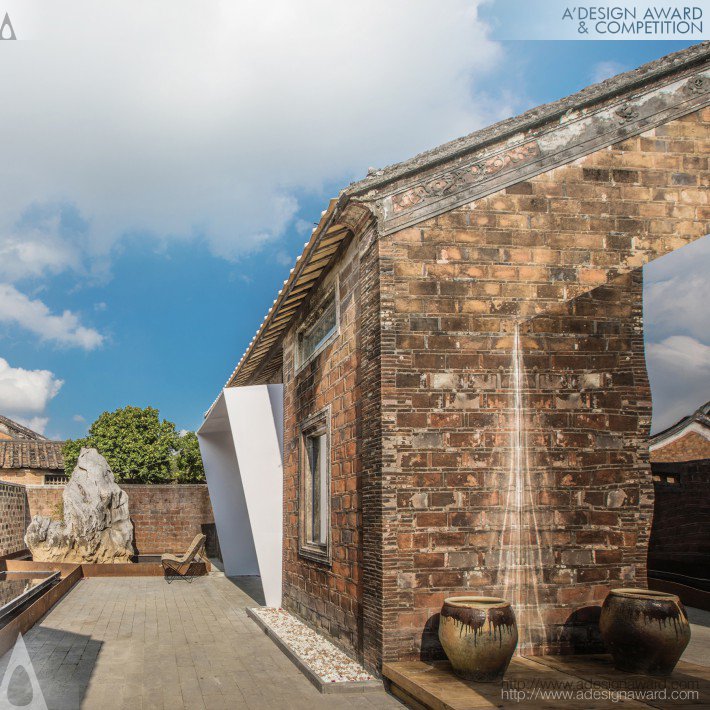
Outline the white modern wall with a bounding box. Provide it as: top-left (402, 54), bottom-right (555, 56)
top-left (198, 384), bottom-right (284, 607)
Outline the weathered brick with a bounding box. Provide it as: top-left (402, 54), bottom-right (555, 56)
top-left (271, 101), bottom-right (708, 670)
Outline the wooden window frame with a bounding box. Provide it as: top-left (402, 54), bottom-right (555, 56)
top-left (294, 283), bottom-right (340, 374)
top-left (298, 406), bottom-right (332, 564)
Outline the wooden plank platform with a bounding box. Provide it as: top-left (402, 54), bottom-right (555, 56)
top-left (532, 654), bottom-right (710, 709)
top-left (383, 655), bottom-right (709, 710)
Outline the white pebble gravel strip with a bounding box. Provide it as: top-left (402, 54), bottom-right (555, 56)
top-left (251, 607), bottom-right (376, 683)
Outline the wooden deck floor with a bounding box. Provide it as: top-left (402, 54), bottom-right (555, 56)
top-left (383, 655), bottom-right (710, 710)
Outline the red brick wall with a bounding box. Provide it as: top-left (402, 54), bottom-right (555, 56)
top-left (376, 109), bottom-right (709, 661)
top-left (273, 107), bottom-right (708, 669)
top-left (26, 484), bottom-right (214, 554)
top-left (281, 231), bottom-right (375, 657)
top-left (650, 431), bottom-right (710, 462)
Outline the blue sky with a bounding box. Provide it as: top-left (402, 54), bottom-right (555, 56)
top-left (0, 2), bottom-right (706, 439)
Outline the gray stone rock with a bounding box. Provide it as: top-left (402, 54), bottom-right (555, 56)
top-left (26, 448), bottom-right (134, 563)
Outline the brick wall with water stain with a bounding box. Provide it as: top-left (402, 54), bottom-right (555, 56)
top-left (376, 108), bottom-right (709, 661)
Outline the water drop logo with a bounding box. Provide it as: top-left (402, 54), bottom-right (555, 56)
top-left (0, 12), bottom-right (16, 40)
top-left (0, 633), bottom-right (48, 709)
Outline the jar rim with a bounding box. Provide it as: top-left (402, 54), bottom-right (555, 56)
top-left (443, 596), bottom-right (509, 608)
top-left (609, 588), bottom-right (679, 601)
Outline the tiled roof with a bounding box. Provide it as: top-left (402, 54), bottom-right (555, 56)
top-left (0, 440), bottom-right (65, 470)
top-left (650, 402), bottom-right (710, 450)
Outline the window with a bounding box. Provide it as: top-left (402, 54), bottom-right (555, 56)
top-left (299, 408), bottom-right (331, 561)
top-left (297, 290), bottom-right (338, 369)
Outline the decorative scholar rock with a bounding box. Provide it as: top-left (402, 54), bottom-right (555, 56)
top-left (600, 588), bottom-right (690, 676)
top-left (25, 448), bottom-right (134, 563)
top-left (438, 596), bottom-right (518, 682)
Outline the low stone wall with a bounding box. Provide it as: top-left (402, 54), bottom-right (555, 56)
top-left (26, 484), bottom-right (215, 555)
top-left (0, 481), bottom-right (29, 556)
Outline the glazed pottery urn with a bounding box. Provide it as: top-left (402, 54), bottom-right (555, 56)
top-left (438, 597), bottom-right (518, 682)
top-left (600, 588), bottom-right (690, 676)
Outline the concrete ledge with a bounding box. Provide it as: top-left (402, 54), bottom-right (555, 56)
top-left (649, 576), bottom-right (710, 612)
top-left (3, 558), bottom-right (209, 578)
top-left (246, 607), bottom-right (383, 694)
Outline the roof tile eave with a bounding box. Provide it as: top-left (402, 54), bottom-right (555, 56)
top-left (0, 440), bottom-right (66, 470)
top-left (345, 41), bottom-right (710, 197)
top-left (649, 401), bottom-right (710, 447)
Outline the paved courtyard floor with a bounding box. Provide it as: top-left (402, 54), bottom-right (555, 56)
top-left (0, 576), bottom-right (401, 710)
top-left (2, 574), bottom-right (709, 710)
top-left (685, 606), bottom-right (710, 667)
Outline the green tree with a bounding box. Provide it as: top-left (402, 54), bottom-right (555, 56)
top-left (61, 437), bottom-right (88, 477)
top-left (174, 431), bottom-right (205, 483)
top-left (63, 406), bottom-right (179, 483)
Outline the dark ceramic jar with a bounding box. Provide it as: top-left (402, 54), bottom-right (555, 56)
top-left (438, 596), bottom-right (518, 682)
top-left (600, 588), bottom-right (690, 676)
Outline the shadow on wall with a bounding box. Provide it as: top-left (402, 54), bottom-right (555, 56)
top-left (420, 613), bottom-right (444, 661)
top-left (201, 523), bottom-right (221, 561)
top-left (417, 268), bottom-right (652, 660)
top-left (559, 606), bottom-right (604, 653)
top-left (513, 268), bottom-right (651, 653)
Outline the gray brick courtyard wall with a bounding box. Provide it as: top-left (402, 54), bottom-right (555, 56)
top-left (0, 480), bottom-right (28, 557)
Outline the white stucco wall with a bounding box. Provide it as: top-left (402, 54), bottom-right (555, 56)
top-left (198, 384), bottom-right (284, 607)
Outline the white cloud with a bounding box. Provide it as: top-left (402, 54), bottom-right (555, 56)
top-left (295, 219), bottom-right (314, 236)
top-left (0, 284), bottom-right (104, 350)
top-left (0, 358), bottom-right (63, 418)
top-left (648, 335), bottom-right (710, 373)
top-left (72, 414), bottom-right (85, 423)
top-left (0, 203), bottom-right (86, 283)
top-left (1, 0), bottom-right (504, 263)
top-left (14, 416), bottom-right (49, 435)
top-left (644, 235), bottom-right (710, 343)
top-left (645, 336), bottom-right (710, 432)
top-left (644, 235), bottom-right (710, 433)
top-left (590, 60), bottom-right (627, 84)
top-left (0, 234), bottom-right (79, 282)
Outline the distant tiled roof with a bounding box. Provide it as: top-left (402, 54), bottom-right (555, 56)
top-left (0, 414), bottom-right (48, 441)
top-left (650, 402), bottom-right (710, 449)
top-left (0, 440), bottom-right (65, 470)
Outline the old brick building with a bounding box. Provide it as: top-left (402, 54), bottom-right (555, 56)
top-left (211, 44), bottom-right (709, 671)
top-left (0, 415), bottom-right (66, 485)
